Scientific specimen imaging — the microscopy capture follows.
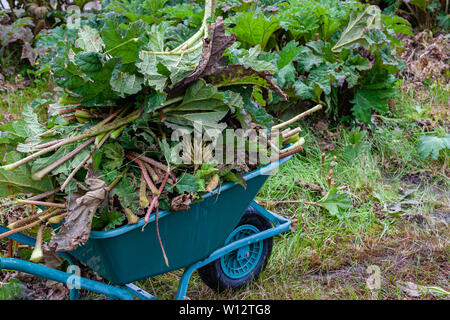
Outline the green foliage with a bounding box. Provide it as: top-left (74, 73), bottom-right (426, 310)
top-left (92, 207), bottom-right (126, 231)
top-left (417, 134), bottom-right (450, 160)
top-left (175, 173), bottom-right (200, 194)
top-left (0, 17), bottom-right (36, 76)
top-left (101, 142), bottom-right (125, 171)
top-left (378, 0), bottom-right (449, 31)
top-left (244, 0), bottom-right (412, 123)
top-left (0, 278), bottom-right (28, 300)
top-left (319, 186), bottom-right (353, 218)
top-left (225, 11), bottom-right (281, 50)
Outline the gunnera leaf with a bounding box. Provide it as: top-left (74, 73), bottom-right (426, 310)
top-left (167, 16), bottom-right (287, 101)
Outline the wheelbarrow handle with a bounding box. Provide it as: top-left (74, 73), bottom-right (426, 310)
top-left (0, 257), bottom-right (134, 300)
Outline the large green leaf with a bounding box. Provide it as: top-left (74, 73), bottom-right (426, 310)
top-left (71, 57), bottom-right (122, 105)
top-left (225, 11), bottom-right (280, 50)
top-left (110, 71), bottom-right (144, 97)
top-left (75, 25), bottom-right (105, 52)
top-left (175, 173), bottom-right (199, 193)
top-left (0, 152), bottom-right (54, 197)
top-left (417, 135), bottom-right (450, 160)
top-left (319, 186), bottom-right (353, 218)
top-left (101, 19), bottom-right (147, 64)
top-left (351, 72), bottom-right (397, 123)
top-left (332, 5), bottom-right (382, 52)
top-left (169, 79), bottom-right (229, 112)
top-left (74, 51), bottom-right (104, 73)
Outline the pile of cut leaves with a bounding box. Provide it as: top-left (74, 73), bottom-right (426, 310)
top-left (0, 0), bottom-right (318, 266)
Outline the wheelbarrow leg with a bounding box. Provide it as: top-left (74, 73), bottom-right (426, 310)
top-left (176, 203), bottom-right (291, 300)
top-left (0, 257), bottom-right (134, 300)
top-left (176, 266), bottom-right (197, 300)
top-left (0, 225), bottom-right (82, 300)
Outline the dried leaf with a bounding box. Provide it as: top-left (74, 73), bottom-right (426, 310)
top-left (167, 16), bottom-right (287, 101)
top-left (49, 175), bottom-right (107, 252)
top-left (170, 193), bottom-right (193, 211)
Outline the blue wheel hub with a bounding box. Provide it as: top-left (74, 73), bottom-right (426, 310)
top-left (220, 224), bottom-right (263, 279)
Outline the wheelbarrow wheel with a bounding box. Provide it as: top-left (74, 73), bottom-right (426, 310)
top-left (198, 207), bottom-right (273, 293)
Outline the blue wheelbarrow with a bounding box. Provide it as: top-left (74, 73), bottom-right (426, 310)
top-left (0, 156), bottom-right (292, 300)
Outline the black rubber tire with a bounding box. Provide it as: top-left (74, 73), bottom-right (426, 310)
top-left (198, 207), bottom-right (273, 293)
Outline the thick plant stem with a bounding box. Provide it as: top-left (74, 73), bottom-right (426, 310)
top-left (171, 0), bottom-right (216, 51)
top-left (0, 219), bottom-right (43, 240)
top-left (126, 155), bottom-right (159, 194)
top-left (7, 208), bottom-right (62, 229)
top-left (142, 169), bottom-right (171, 267)
top-left (30, 224), bottom-right (45, 263)
top-left (90, 107), bottom-right (125, 132)
top-left (1, 108), bottom-right (143, 171)
top-left (32, 137), bottom-right (96, 181)
top-left (282, 127), bottom-right (301, 139)
top-left (27, 188), bottom-right (60, 201)
top-left (128, 152), bottom-right (171, 176)
top-left (16, 200), bottom-right (66, 208)
top-left (271, 104), bottom-right (322, 131)
top-left (139, 175), bottom-right (150, 208)
top-left (60, 131), bottom-right (112, 191)
top-left (32, 139), bottom-right (64, 151)
top-left (0, 209), bottom-right (65, 240)
top-left (143, 168), bottom-right (170, 228)
top-left (155, 206), bottom-right (169, 267)
top-left (270, 146), bottom-right (303, 162)
top-left (280, 138), bottom-right (305, 154)
top-left (144, 163), bottom-right (160, 183)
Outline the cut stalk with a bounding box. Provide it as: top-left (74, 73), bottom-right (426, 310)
top-left (128, 152), bottom-right (171, 175)
top-left (1, 108), bottom-right (143, 171)
top-left (36, 129), bottom-right (55, 138)
top-left (282, 127), bottom-right (302, 139)
top-left (7, 208), bottom-right (61, 229)
top-left (280, 138), bottom-right (305, 154)
top-left (30, 224), bottom-right (45, 263)
top-left (124, 208), bottom-right (139, 225)
top-left (90, 107), bottom-right (125, 132)
top-left (144, 163), bottom-right (160, 184)
top-left (60, 131), bottom-right (112, 191)
top-left (0, 209), bottom-right (65, 240)
top-left (139, 174), bottom-right (150, 208)
top-left (32, 137), bottom-right (96, 181)
top-left (47, 213), bottom-right (67, 224)
top-left (143, 168), bottom-right (170, 228)
top-left (270, 146), bottom-right (303, 162)
top-left (16, 200), bottom-right (66, 208)
top-left (155, 206), bottom-right (169, 267)
top-left (27, 188), bottom-right (60, 201)
top-left (127, 155), bottom-right (160, 195)
top-left (32, 139), bottom-right (64, 151)
top-left (271, 105), bottom-right (322, 131)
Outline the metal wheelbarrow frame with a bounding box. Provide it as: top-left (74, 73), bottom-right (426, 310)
top-left (0, 156), bottom-right (292, 300)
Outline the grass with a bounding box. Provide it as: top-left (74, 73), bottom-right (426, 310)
top-left (0, 78), bottom-right (448, 300)
top-left (0, 78), bottom-right (53, 123)
top-left (131, 80), bottom-right (449, 300)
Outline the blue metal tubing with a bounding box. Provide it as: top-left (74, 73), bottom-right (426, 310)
top-left (0, 225), bottom-right (81, 299)
top-left (0, 201), bottom-right (290, 300)
top-left (175, 202), bottom-right (291, 300)
top-left (0, 225), bottom-right (77, 265)
top-left (0, 257), bottom-right (134, 300)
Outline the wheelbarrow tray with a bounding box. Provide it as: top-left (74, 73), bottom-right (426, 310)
top-left (67, 158), bottom-right (289, 285)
